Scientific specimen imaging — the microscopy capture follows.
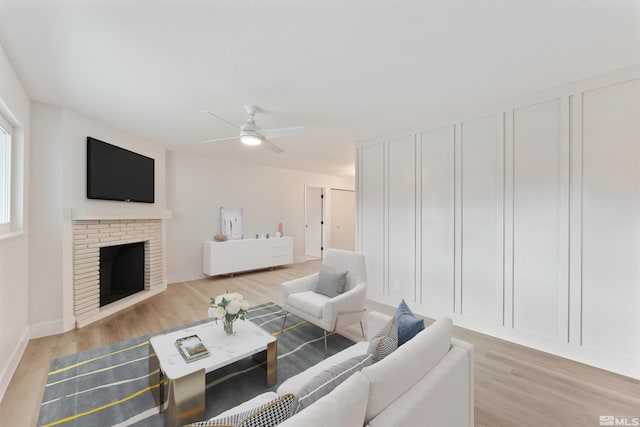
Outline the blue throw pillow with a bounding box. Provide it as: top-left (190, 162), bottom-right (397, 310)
top-left (394, 300), bottom-right (425, 346)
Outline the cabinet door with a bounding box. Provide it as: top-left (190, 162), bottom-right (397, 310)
top-left (272, 237), bottom-right (294, 265)
top-left (253, 239), bottom-right (273, 269)
top-left (203, 242), bottom-right (234, 276)
top-left (233, 240), bottom-right (254, 272)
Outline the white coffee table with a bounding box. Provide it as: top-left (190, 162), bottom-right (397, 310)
top-left (149, 319), bottom-right (277, 427)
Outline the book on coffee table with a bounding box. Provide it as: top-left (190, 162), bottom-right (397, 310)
top-left (175, 334), bottom-right (210, 362)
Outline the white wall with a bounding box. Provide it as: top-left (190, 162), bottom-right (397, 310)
top-left (356, 66), bottom-right (640, 379)
top-left (28, 104), bottom-right (65, 333)
top-left (0, 43), bottom-right (30, 401)
top-left (28, 103), bottom-right (167, 337)
top-left (166, 151), bottom-right (355, 283)
top-left (24, 101), bottom-right (354, 334)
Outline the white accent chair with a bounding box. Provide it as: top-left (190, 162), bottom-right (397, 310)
top-left (280, 249), bottom-right (368, 354)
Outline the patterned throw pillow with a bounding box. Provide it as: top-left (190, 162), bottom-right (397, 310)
top-left (367, 318), bottom-right (398, 362)
top-left (394, 299), bottom-right (425, 346)
top-left (294, 353), bottom-right (373, 413)
top-left (187, 393), bottom-right (295, 427)
top-left (185, 420), bottom-right (234, 426)
top-left (238, 393), bottom-right (295, 427)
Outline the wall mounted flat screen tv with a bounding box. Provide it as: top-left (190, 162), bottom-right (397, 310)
top-left (87, 137), bottom-right (155, 203)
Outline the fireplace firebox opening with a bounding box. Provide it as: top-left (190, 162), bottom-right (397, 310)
top-left (99, 241), bottom-right (145, 307)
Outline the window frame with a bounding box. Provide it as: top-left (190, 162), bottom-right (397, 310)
top-left (0, 113), bottom-right (11, 234)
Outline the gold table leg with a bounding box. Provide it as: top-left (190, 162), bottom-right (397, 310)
top-left (266, 340), bottom-right (277, 387)
top-left (150, 341), bottom-right (205, 427)
top-left (164, 368), bottom-right (205, 427)
top-left (252, 340), bottom-right (277, 387)
top-left (149, 337), bottom-right (276, 426)
top-left (149, 343), bottom-right (165, 410)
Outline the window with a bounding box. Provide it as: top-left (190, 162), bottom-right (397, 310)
top-left (0, 114), bottom-right (11, 234)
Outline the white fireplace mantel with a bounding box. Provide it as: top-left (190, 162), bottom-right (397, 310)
top-left (71, 209), bottom-right (172, 221)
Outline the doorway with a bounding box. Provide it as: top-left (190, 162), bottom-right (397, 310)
top-left (305, 185), bottom-right (324, 259)
top-left (330, 189), bottom-right (356, 251)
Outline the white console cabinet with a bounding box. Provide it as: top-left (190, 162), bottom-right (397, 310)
top-left (203, 237), bottom-right (294, 276)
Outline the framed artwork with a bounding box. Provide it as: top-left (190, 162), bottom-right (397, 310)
top-left (220, 207), bottom-right (243, 240)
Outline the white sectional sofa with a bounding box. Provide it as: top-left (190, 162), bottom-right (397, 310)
top-left (279, 311), bottom-right (474, 426)
top-left (195, 311), bottom-right (474, 427)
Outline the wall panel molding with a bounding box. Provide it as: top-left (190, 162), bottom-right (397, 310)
top-left (418, 126), bottom-right (455, 313)
top-left (580, 77), bottom-right (640, 362)
top-left (387, 135), bottom-right (417, 302)
top-left (503, 110), bottom-right (514, 329)
top-left (511, 98), bottom-right (568, 341)
top-left (454, 123), bottom-right (463, 315)
top-left (568, 92), bottom-right (583, 346)
top-left (356, 67), bottom-right (640, 379)
top-left (356, 143), bottom-right (385, 301)
top-left (460, 115), bottom-right (503, 324)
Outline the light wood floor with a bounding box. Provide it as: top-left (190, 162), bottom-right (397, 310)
top-left (1, 260), bottom-right (638, 426)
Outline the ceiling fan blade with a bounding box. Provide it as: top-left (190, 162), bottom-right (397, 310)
top-left (262, 139), bottom-right (284, 154)
top-left (259, 126), bottom-right (306, 140)
top-left (201, 110), bottom-right (242, 132)
top-left (200, 136), bottom-right (239, 144)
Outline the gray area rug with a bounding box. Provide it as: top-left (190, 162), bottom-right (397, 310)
top-left (37, 302), bottom-right (356, 426)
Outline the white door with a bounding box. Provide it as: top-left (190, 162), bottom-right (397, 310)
top-left (330, 189), bottom-right (355, 251)
top-left (305, 186), bottom-right (324, 259)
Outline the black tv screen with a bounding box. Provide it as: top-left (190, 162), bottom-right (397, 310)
top-left (87, 137), bottom-right (155, 203)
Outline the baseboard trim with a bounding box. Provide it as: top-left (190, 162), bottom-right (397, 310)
top-left (29, 316), bottom-right (75, 339)
top-left (451, 314), bottom-right (640, 380)
top-left (167, 272), bottom-right (207, 284)
top-left (366, 294), bottom-right (640, 380)
top-left (0, 326), bottom-right (29, 402)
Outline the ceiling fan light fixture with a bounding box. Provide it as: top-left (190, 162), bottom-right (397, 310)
top-left (240, 134), bottom-right (262, 146)
top-left (202, 105), bottom-right (304, 153)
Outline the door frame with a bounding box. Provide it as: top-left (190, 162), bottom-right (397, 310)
top-left (304, 185), bottom-right (325, 260)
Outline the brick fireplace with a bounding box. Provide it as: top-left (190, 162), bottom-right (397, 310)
top-left (72, 217), bottom-right (164, 327)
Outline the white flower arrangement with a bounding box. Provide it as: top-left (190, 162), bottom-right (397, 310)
top-left (209, 292), bottom-right (250, 324)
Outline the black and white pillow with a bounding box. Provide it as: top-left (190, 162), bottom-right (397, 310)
top-left (367, 318), bottom-right (398, 362)
top-left (238, 393), bottom-right (295, 427)
top-left (187, 393), bottom-right (295, 427)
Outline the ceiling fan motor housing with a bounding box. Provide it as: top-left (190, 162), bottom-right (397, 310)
top-left (243, 104), bottom-right (262, 117)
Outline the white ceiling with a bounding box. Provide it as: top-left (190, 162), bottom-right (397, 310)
top-left (0, 0), bottom-right (638, 177)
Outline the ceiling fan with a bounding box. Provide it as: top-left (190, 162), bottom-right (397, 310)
top-left (200, 105), bottom-right (306, 154)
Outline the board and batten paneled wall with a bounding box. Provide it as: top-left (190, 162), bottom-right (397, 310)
top-left (459, 115), bottom-right (504, 325)
top-left (356, 66), bottom-right (640, 379)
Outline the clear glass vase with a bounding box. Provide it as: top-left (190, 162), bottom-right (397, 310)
top-left (223, 318), bottom-right (235, 336)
